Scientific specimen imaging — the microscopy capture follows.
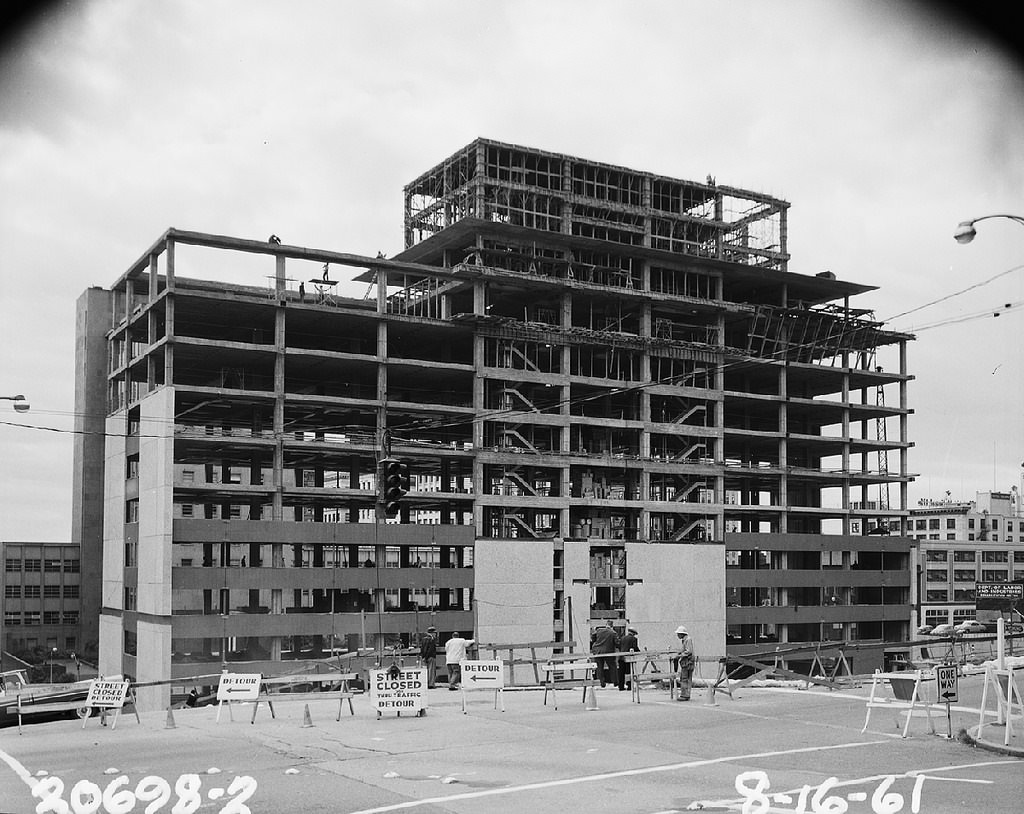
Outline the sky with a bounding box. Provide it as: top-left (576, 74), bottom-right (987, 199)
top-left (1, 0), bottom-right (1023, 542)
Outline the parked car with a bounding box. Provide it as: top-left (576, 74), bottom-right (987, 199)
top-left (928, 623), bottom-right (957, 637)
top-left (955, 620), bottom-right (987, 634)
top-left (916, 624), bottom-right (933, 635)
top-left (0, 669), bottom-right (92, 728)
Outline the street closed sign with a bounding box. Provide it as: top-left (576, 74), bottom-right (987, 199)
top-left (86, 679), bottom-right (129, 708)
top-left (369, 667), bottom-right (427, 714)
top-left (935, 664), bottom-right (958, 703)
top-left (461, 660), bottom-right (504, 689)
top-left (216, 672), bottom-right (261, 702)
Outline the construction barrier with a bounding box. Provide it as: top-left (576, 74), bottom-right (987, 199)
top-left (861, 670), bottom-right (944, 738)
top-left (250, 672), bottom-right (358, 724)
top-left (12, 676), bottom-right (139, 735)
top-left (977, 664), bottom-right (1023, 747)
top-left (623, 650), bottom-right (676, 704)
top-left (542, 655), bottom-right (597, 710)
top-left (477, 640), bottom-right (578, 686)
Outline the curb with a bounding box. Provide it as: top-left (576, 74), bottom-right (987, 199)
top-left (962, 726), bottom-right (1024, 759)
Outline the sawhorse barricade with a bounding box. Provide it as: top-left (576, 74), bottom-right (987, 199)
top-left (624, 650), bottom-right (676, 703)
top-left (478, 640), bottom-right (578, 687)
top-left (977, 665), bottom-right (1023, 748)
top-left (542, 656), bottom-right (597, 710)
top-left (11, 677), bottom-right (139, 734)
top-left (250, 672), bottom-right (358, 724)
top-left (861, 670), bottom-right (941, 738)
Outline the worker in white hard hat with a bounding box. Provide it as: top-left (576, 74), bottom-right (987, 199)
top-left (674, 625), bottom-right (695, 701)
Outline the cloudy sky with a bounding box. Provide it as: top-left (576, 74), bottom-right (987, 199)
top-left (1, 0), bottom-right (1022, 542)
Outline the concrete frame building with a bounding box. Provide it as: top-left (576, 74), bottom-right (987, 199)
top-left (77, 139), bottom-right (915, 708)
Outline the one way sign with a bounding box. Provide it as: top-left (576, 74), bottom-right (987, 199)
top-left (935, 664), bottom-right (958, 704)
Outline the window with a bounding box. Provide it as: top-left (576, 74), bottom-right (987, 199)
top-left (4, 585), bottom-right (20, 598)
top-left (125, 541), bottom-right (137, 567)
top-left (5, 558), bottom-right (20, 572)
top-left (24, 611), bottom-right (40, 625)
top-left (925, 549), bottom-right (947, 562)
top-left (968, 519), bottom-right (975, 529)
top-left (64, 559), bottom-right (80, 573)
top-left (982, 551), bottom-right (1008, 562)
top-left (44, 558), bottom-right (61, 572)
top-left (24, 558), bottom-right (41, 572)
top-left (24, 585), bottom-right (41, 599)
top-left (925, 569), bottom-right (948, 583)
top-left (124, 630), bottom-right (137, 656)
top-left (915, 519), bottom-right (926, 530)
top-left (44, 585), bottom-right (61, 598)
top-left (126, 499), bottom-right (139, 523)
top-left (183, 469), bottom-right (195, 483)
top-left (63, 585), bottom-right (79, 598)
top-left (946, 534), bottom-right (956, 540)
top-left (928, 519), bottom-right (940, 530)
top-left (44, 611), bottom-right (61, 625)
top-left (925, 590), bottom-right (948, 602)
top-left (924, 610), bottom-right (949, 625)
top-left (928, 534), bottom-right (939, 540)
top-left (992, 519), bottom-right (999, 530)
top-left (4, 612), bottom-right (19, 626)
top-left (946, 518), bottom-right (956, 529)
top-left (124, 587), bottom-right (137, 611)
top-left (1015, 551), bottom-right (1024, 563)
top-left (953, 589), bottom-right (976, 602)
top-left (981, 570), bottom-right (1008, 582)
top-left (953, 550), bottom-right (975, 562)
top-left (63, 611), bottom-right (79, 624)
top-left (953, 569), bottom-right (976, 582)
top-left (181, 503), bottom-right (194, 518)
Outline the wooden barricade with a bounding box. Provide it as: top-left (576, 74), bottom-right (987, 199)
top-left (624, 650), bottom-right (676, 703)
top-left (977, 665), bottom-right (1023, 747)
top-left (477, 640), bottom-right (578, 686)
top-left (541, 654), bottom-right (597, 710)
top-left (861, 670), bottom-right (940, 738)
top-left (250, 672), bottom-right (358, 724)
top-left (12, 676), bottom-right (139, 734)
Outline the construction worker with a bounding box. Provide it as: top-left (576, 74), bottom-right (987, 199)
top-left (675, 625), bottom-right (695, 701)
top-left (617, 627), bottom-right (639, 691)
top-left (444, 632), bottom-right (475, 690)
top-left (420, 626), bottom-right (438, 689)
top-left (590, 621), bottom-right (618, 688)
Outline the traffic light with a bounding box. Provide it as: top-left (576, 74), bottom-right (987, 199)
top-left (380, 458), bottom-right (410, 518)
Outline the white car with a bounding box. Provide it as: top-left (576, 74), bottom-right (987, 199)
top-left (955, 620), bottom-right (987, 634)
top-left (915, 624), bottom-right (933, 635)
top-left (928, 623), bottom-right (956, 637)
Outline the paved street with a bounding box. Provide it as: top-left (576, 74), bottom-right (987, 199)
top-left (1, 671), bottom-right (1021, 814)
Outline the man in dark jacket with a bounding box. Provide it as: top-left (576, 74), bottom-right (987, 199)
top-left (617, 627), bottom-right (639, 691)
top-left (420, 626), bottom-right (438, 688)
top-left (590, 621), bottom-right (618, 688)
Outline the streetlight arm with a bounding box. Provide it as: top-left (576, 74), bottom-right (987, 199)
top-left (954, 214), bottom-right (1024, 244)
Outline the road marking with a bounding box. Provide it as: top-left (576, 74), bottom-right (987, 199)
top-left (0, 746), bottom-right (36, 790)
top-left (346, 740), bottom-right (889, 814)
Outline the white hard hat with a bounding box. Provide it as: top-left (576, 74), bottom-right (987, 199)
top-left (675, 625), bottom-right (688, 635)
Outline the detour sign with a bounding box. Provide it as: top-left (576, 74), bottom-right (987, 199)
top-left (86, 679), bottom-right (130, 708)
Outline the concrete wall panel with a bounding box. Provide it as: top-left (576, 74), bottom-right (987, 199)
top-left (625, 542), bottom-right (726, 663)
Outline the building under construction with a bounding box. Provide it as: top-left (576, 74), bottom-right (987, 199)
top-left (78, 139), bottom-right (915, 708)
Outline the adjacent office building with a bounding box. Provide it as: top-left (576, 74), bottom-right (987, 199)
top-left (76, 139), bottom-right (915, 708)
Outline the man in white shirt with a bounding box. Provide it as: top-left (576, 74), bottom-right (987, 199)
top-left (444, 632), bottom-right (475, 690)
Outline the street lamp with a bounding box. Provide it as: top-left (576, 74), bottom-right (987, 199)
top-left (50, 647), bottom-right (57, 683)
top-left (953, 214), bottom-right (1024, 244)
top-left (0, 394), bottom-right (29, 412)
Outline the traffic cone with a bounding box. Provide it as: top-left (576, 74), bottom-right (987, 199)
top-left (704, 683), bottom-right (718, 707)
top-left (585, 685), bottom-right (600, 711)
top-left (165, 706), bottom-right (176, 729)
top-left (301, 704), bottom-right (314, 728)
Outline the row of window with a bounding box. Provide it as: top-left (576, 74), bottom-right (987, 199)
top-left (926, 569), bottom-right (1024, 583)
top-left (924, 549), bottom-right (1024, 562)
top-left (4, 558), bottom-right (80, 573)
top-left (3, 611), bottom-right (79, 626)
top-left (914, 517), bottom-right (1016, 531)
top-left (4, 585), bottom-right (80, 598)
top-left (916, 534), bottom-right (1017, 542)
